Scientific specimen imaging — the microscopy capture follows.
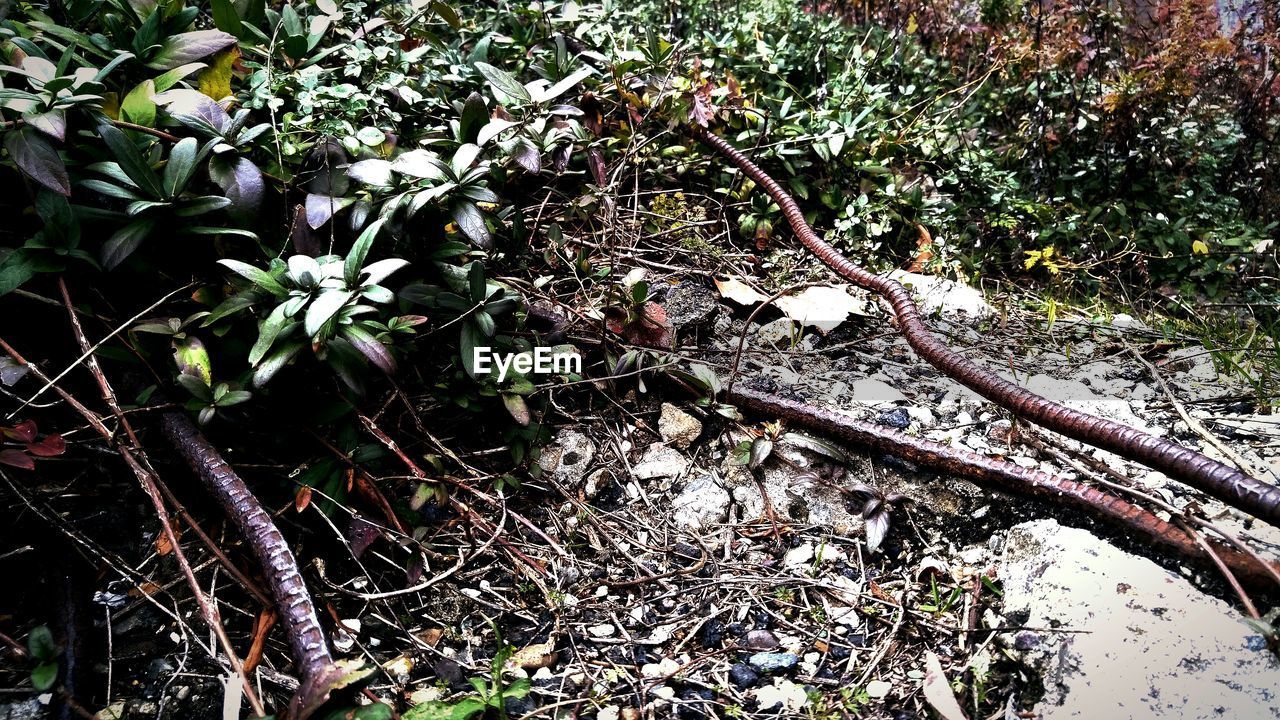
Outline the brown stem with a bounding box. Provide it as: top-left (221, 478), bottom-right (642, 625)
top-left (52, 280), bottom-right (266, 717)
top-left (725, 385), bottom-right (1280, 588)
top-left (693, 127), bottom-right (1280, 526)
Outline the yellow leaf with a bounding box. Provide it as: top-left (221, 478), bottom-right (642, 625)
top-left (906, 14), bottom-right (918, 34)
top-left (1191, 239), bottom-right (1209, 255)
top-left (197, 47), bottom-right (240, 101)
top-left (1023, 250), bottom-right (1041, 270)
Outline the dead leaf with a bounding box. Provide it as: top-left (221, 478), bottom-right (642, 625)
top-left (295, 485), bottom-right (312, 513)
top-left (923, 651), bottom-right (969, 720)
top-left (506, 641), bottom-right (558, 670)
top-left (775, 286), bottom-right (873, 333)
top-left (714, 277), bottom-right (768, 305)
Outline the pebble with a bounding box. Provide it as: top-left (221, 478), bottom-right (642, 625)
top-left (729, 662), bottom-right (760, 688)
top-left (747, 651), bottom-right (798, 674)
top-left (877, 407), bottom-right (911, 429)
top-left (743, 629), bottom-right (779, 650)
top-left (658, 403), bottom-right (703, 449)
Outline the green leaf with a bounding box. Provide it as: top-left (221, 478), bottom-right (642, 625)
top-left (467, 261), bottom-right (486, 302)
top-left (153, 62), bottom-right (207, 92)
top-left (218, 259), bottom-right (288, 297)
top-left (403, 697), bottom-right (486, 720)
top-left (451, 202), bottom-right (490, 248)
top-left (31, 662), bottom-right (58, 691)
top-left (102, 217), bottom-right (157, 269)
top-left (5, 127), bottom-right (70, 196)
top-left (148, 30), bottom-right (238, 70)
top-left (305, 290), bottom-right (354, 336)
top-left (163, 137), bottom-right (199, 197)
top-left (175, 195), bottom-right (232, 217)
top-left (174, 336), bottom-right (213, 384)
top-left (460, 322), bottom-right (482, 377)
top-left (458, 92), bottom-right (488, 143)
top-left (208, 156), bottom-right (264, 219)
top-left (432, 1), bottom-right (461, 29)
top-left (345, 218), bottom-right (385, 286)
top-left (210, 0), bottom-right (245, 37)
top-left (80, 179), bottom-right (144, 201)
top-left (474, 62), bottom-right (531, 104)
top-left (96, 120), bottom-right (163, 198)
top-left (249, 303), bottom-right (292, 365)
top-left (122, 80), bottom-right (157, 127)
top-left (342, 324), bottom-right (396, 374)
top-left (176, 372), bottom-right (212, 402)
top-left (533, 66), bottom-right (594, 103)
top-left (253, 341), bottom-right (305, 387)
top-left (27, 626), bottom-right (56, 661)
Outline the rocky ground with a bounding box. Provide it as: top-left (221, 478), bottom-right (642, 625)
top-left (3, 271), bottom-right (1278, 720)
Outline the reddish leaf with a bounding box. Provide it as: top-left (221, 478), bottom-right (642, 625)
top-left (348, 517), bottom-right (380, 559)
top-left (587, 148), bottom-right (607, 186)
top-left (0, 449), bottom-right (34, 470)
top-left (689, 81), bottom-right (715, 127)
top-left (605, 302), bottom-right (674, 349)
top-left (4, 420), bottom-right (38, 442)
top-left (26, 434), bottom-right (66, 457)
top-left (295, 485), bottom-right (313, 513)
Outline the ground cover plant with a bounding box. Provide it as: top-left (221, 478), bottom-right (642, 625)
top-left (0, 0), bottom-right (1276, 718)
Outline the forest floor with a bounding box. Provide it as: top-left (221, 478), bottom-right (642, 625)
top-left (9, 254), bottom-right (1278, 720)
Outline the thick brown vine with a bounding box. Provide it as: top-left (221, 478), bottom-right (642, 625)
top-left (726, 385), bottom-right (1280, 587)
top-left (161, 412), bottom-right (365, 719)
top-left (693, 127), bottom-right (1280, 527)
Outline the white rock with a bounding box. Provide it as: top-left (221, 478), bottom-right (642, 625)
top-left (659, 403), bottom-right (703, 449)
top-left (631, 443), bottom-right (688, 480)
top-left (640, 658), bottom-right (680, 678)
top-left (757, 317), bottom-right (798, 346)
top-left (596, 707), bottom-right (620, 720)
top-left (672, 473), bottom-right (730, 529)
top-left (1110, 313), bottom-right (1149, 331)
top-left (587, 623), bottom-right (616, 638)
top-left (542, 430), bottom-right (596, 484)
top-left (865, 679), bottom-right (892, 698)
top-left (783, 543), bottom-right (815, 567)
top-left (1001, 519), bottom-right (1279, 719)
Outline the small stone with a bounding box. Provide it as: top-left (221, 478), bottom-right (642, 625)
top-left (632, 443), bottom-right (688, 480)
top-left (877, 407), bottom-right (911, 429)
top-left (659, 403), bottom-right (703, 449)
top-left (757, 317), bottom-right (798, 345)
top-left (1110, 312), bottom-right (1148, 331)
top-left (543, 430), bottom-right (596, 484)
top-left (743, 629), bottom-right (780, 650)
top-left (1013, 631), bottom-right (1040, 651)
top-left (783, 543), bottom-right (815, 567)
top-left (640, 657), bottom-right (680, 678)
top-left (597, 707), bottom-right (620, 720)
top-left (583, 468), bottom-right (610, 499)
top-left (747, 652), bottom-right (798, 674)
top-left (865, 679), bottom-right (892, 698)
top-left (729, 663), bottom-right (759, 689)
top-left (588, 623), bottom-right (616, 638)
top-left (672, 473), bottom-right (729, 529)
